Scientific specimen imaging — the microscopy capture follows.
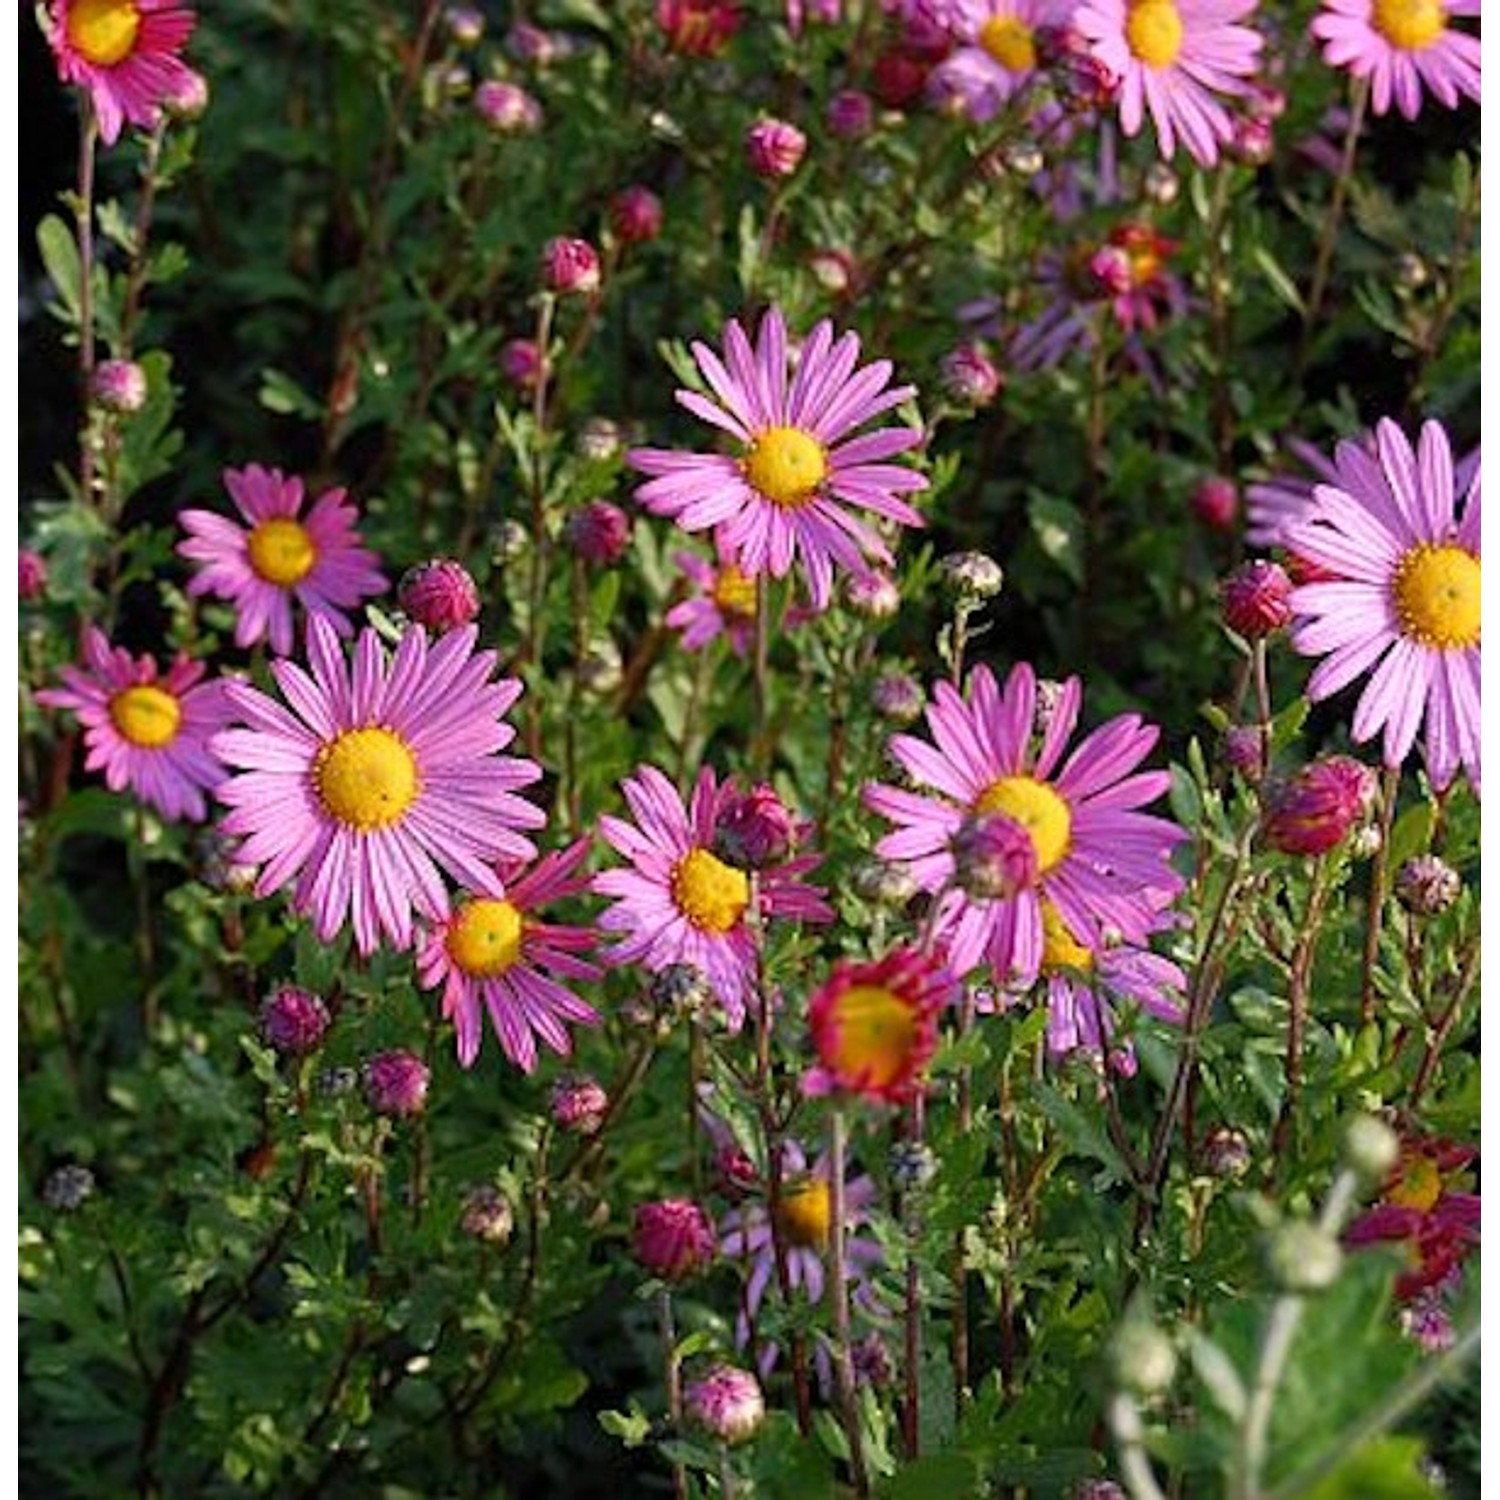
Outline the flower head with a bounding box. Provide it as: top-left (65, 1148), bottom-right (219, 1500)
top-left (665, 545), bottom-right (776, 657)
top-left (38, 626), bottom-right (231, 822)
top-left (473, 79), bottom-right (542, 131)
top-left (629, 307), bottom-right (927, 610)
top-left (1286, 418), bottom-right (1481, 793)
top-left (656, 0), bottom-right (743, 55)
top-left (684, 1365), bottom-right (766, 1444)
top-left (1191, 474), bottom-right (1239, 531)
top-left (363, 1050), bottom-right (431, 1117)
top-left (398, 558), bottom-right (481, 633)
top-left (91, 358), bottom-right (148, 413)
top-left (1220, 560), bottom-right (1294, 639)
top-left (542, 236), bottom-right (601, 295)
top-left (565, 500), bottom-right (633, 565)
top-left (415, 841), bottom-right (602, 1072)
top-left (745, 117), bottom-right (807, 177)
top-left (927, 0), bottom-right (1079, 121)
top-left (260, 985), bottom-right (332, 1056)
top-left (1260, 756), bottom-right (1376, 855)
top-left (177, 464), bottom-right (388, 658)
top-left (1311, 0), bottom-right (1479, 119)
top-left (212, 616), bottom-right (545, 956)
top-left (633, 1198), bottom-right (717, 1280)
top-left (611, 184), bottom-right (664, 244)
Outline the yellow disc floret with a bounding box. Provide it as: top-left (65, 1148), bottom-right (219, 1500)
top-left (775, 1179), bottom-right (832, 1251)
top-left (1040, 900), bottom-right (1094, 973)
top-left (247, 517), bottom-right (318, 587)
top-left (1387, 1154), bottom-right (1443, 1214)
top-left (743, 426), bottom-right (828, 508)
top-left (67, 0), bottom-right (141, 67)
top-left (1125, 0), bottom-right (1185, 67)
top-left (712, 564), bottom-right (758, 621)
top-left (976, 776), bottom-right (1073, 873)
top-left (315, 727), bottom-right (420, 831)
top-left (447, 899), bottom-right (525, 978)
top-left (109, 684), bottom-right (182, 748)
top-left (828, 984), bottom-right (919, 1091)
top-left (1392, 544), bottom-right (1480, 649)
top-left (672, 847), bottom-right (750, 933)
top-left (1371, 0), bottom-right (1446, 50)
top-left (979, 14), bottom-right (1037, 70)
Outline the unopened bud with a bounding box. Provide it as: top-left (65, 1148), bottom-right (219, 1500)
top-left (1266, 1221), bottom-right (1343, 1291)
top-left (1394, 854), bottom-right (1461, 916)
top-left (938, 550), bottom-right (1004, 601)
top-left (1111, 1321), bottom-right (1177, 1396)
top-left (1343, 1115), bottom-right (1400, 1181)
top-left (461, 1184), bottom-right (515, 1245)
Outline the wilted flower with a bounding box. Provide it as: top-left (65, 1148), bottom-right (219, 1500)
top-left (952, 812), bottom-right (1039, 900)
top-left (363, 1050), bottom-right (431, 1117)
top-left (656, 0), bottom-right (743, 56)
top-left (399, 558), bottom-right (481, 633)
top-left (633, 1198), bottom-right (717, 1280)
top-left (260, 985), bottom-right (331, 1057)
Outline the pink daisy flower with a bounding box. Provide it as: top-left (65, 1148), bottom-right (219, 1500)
top-left (178, 464), bottom-right (388, 658)
top-left (666, 543), bottom-right (816, 657)
top-left (1311, 0), bottom-right (1479, 119)
top-left (628, 307), bottom-right (928, 610)
top-left (46, 0), bottom-right (198, 147)
top-left (212, 616), bottom-right (545, 956)
top-left (1286, 418), bottom-right (1481, 794)
top-left (1246, 436), bottom-right (1347, 552)
top-left (416, 840), bottom-right (602, 1073)
top-left (1075, 0), bottom-right (1263, 167)
top-left (864, 662), bottom-right (1188, 986)
top-left (927, 0), bottom-right (1077, 121)
top-left (592, 765), bottom-right (834, 1029)
top-left (38, 625), bottom-right (230, 822)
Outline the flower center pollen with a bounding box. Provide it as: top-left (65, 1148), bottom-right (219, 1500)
top-left (1125, 0), bottom-right (1184, 66)
top-left (775, 1179), bottom-right (832, 1250)
top-left (109, 684), bottom-right (181, 748)
top-left (830, 984), bottom-right (918, 1090)
top-left (1371, 0), bottom-right (1446, 49)
top-left (247, 517), bottom-right (318, 587)
top-left (1392, 544), bottom-right (1480, 649)
top-left (979, 14), bottom-right (1036, 71)
top-left (672, 847), bottom-right (750, 933)
top-left (743, 426), bottom-right (827, 508)
top-left (975, 775), bottom-right (1072, 874)
top-left (67, 0), bottom-right (142, 67)
top-left (1387, 1154), bottom-right (1443, 1214)
top-left (315, 727), bottom-right (420, 831)
top-left (1040, 900), bottom-right (1094, 973)
top-left (712, 564), bottom-right (758, 621)
top-left (447, 899), bottom-right (525, 978)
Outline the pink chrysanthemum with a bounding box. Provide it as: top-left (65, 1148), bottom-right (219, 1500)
top-left (666, 544), bottom-right (815, 657)
top-left (46, 0), bottom-right (198, 147)
top-left (1246, 436), bottom-right (1346, 552)
top-left (927, 0), bottom-right (1077, 120)
top-left (864, 662), bottom-right (1188, 986)
top-left (1075, 0), bottom-right (1263, 167)
top-left (592, 765), bottom-right (833, 1028)
top-left (628, 308), bottom-right (928, 610)
top-left (178, 464), bottom-right (388, 658)
top-left (1311, 0), bottom-right (1479, 119)
top-left (416, 840), bottom-right (602, 1073)
top-left (212, 616), bottom-right (545, 956)
top-left (38, 625), bottom-right (230, 822)
top-left (1287, 418), bottom-right (1481, 794)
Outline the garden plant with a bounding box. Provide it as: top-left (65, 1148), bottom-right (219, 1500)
top-left (17, 0), bottom-right (1480, 1495)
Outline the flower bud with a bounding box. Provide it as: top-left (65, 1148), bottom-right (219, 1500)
top-left (363, 1050), bottom-right (431, 1117)
top-left (1394, 252), bottom-right (1429, 291)
top-left (317, 1066), bottom-right (359, 1096)
top-left (507, 20), bottom-right (561, 63)
top-left (1071, 1483), bottom-right (1127, 1500)
top-left (1200, 1124), bottom-right (1252, 1179)
top-left (845, 569), bottom-right (901, 619)
top-left (714, 782), bottom-right (796, 869)
top-left (656, 0), bottom-right (742, 57)
top-left (938, 550), bottom-right (1005, 601)
top-left (445, 5), bottom-right (486, 45)
top-left (951, 813), bottom-right (1038, 900)
top-left (745, 118), bottom-right (807, 178)
top-left (576, 639), bottom-right (624, 696)
top-left (1003, 140), bottom-right (1044, 176)
top-left (1265, 1221), bottom-right (1343, 1291)
top-left (577, 416), bottom-right (625, 460)
top-left (651, 962), bottom-right (715, 1019)
top-left (1343, 1115), bottom-right (1400, 1181)
top-left (565, 500), bottom-right (632, 565)
top-left (162, 67), bottom-right (210, 119)
top-left (1191, 475), bottom-right (1239, 531)
top-left (491, 518), bottom-right (529, 564)
top-left (1231, 115), bottom-right (1274, 167)
top-left (632, 1198), bottom-right (716, 1280)
top-left (1220, 560), bottom-right (1293, 639)
top-left (92, 359), bottom-right (148, 414)
top-left (939, 343), bottom-right (1002, 407)
top-left (1400, 1294), bottom-right (1456, 1354)
top-left (1111, 1321), bottom-right (1177, 1396)
top-left (713, 1143), bottom-right (760, 1199)
top-left (399, 558), bottom-right (482, 633)
top-left (827, 88), bottom-right (875, 139)
top-left (552, 1074), bottom-right (609, 1135)
top-left (808, 247), bottom-right (856, 295)
top-left (1222, 725), bottom-right (1266, 779)
top-left (1261, 756), bottom-right (1376, 856)
top-left (852, 858), bottom-right (919, 907)
top-left (500, 337), bottom-right (548, 392)
top-left (474, 79), bottom-right (542, 132)
top-left (611, 185), bottom-right (664, 245)
top-left (872, 672), bottom-right (925, 724)
top-left (260, 985), bottom-right (331, 1057)
top-left (1142, 162), bottom-right (1179, 205)
top-left (542, 237), bottom-right (602, 295)
top-left (852, 1331), bottom-right (896, 1389)
top-left (1394, 854), bottom-right (1461, 916)
top-left (684, 1364), bottom-right (765, 1444)
top-left (872, 48), bottom-right (930, 107)
top-left (19, 549), bottom-right (47, 602)
top-left (42, 1164), bottom-right (96, 1211)
top-left (889, 1140), bottom-right (937, 1192)
top-left (460, 1184), bottom-right (516, 1245)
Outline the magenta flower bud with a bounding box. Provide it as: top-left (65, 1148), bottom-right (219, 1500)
top-left (1246, 81), bottom-right (1286, 120)
top-left (551, 1073), bottom-right (609, 1134)
top-left (507, 20), bottom-right (560, 62)
top-left (260, 985), bottom-right (332, 1057)
top-left (1394, 854), bottom-right (1462, 916)
top-left (19, 549), bottom-right (48, 602)
top-left (826, 87), bottom-right (875, 139)
top-left (363, 1050), bottom-right (432, 1117)
top-left (939, 343), bottom-right (1002, 406)
top-left (631, 1198), bottom-right (716, 1281)
top-left (399, 558), bottom-right (481, 633)
top-left (473, 79), bottom-right (542, 132)
top-left (808, 247), bottom-right (855, 294)
top-left (1231, 115), bottom-right (1275, 166)
top-left (460, 1184), bottom-right (515, 1244)
top-left (684, 1365), bottom-right (765, 1444)
top-left (445, 5), bottom-right (486, 45)
top-left (610, 185), bottom-right (664, 245)
top-left (951, 812), bottom-right (1039, 900)
top-left (1261, 756), bottom-right (1376, 856)
top-left (714, 782), bottom-right (796, 868)
top-left (845, 569), bottom-right (901, 619)
top-left (542, 236), bottom-right (602, 295)
top-left (872, 671), bottom-right (924, 724)
top-left (712, 1143), bottom-right (760, 1199)
top-left (162, 67), bottom-right (210, 119)
top-left (1059, 51), bottom-right (1121, 112)
top-left (564, 500), bottom-right (632, 565)
top-left (852, 1332), bottom-right (896, 1389)
top-left (1220, 559), bottom-right (1293, 639)
top-left (745, 117), bottom-right (807, 178)
top-left (1223, 724), bottom-right (1266, 780)
top-left (1191, 474), bottom-right (1239, 531)
top-left (91, 359), bottom-right (148, 414)
top-left (500, 337), bottom-right (548, 391)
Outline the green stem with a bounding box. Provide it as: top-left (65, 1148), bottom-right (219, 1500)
top-left (1360, 767), bottom-right (1401, 1024)
top-left (829, 1105), bottom-right (870, 1496)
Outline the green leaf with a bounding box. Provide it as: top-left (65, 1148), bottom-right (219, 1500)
top-left (38, 214), bottom-right (83, 321)
top-left (1253, 246), bottom-right (1307, 315)
top-left (1027, 494), bottom-right (1084, 586)
top-left (1301, 1436), bottom-right (1442, 1500)
top-left (1386, 802), bottom-right (1435, 871)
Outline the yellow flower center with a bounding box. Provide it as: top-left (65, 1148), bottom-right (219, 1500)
top-left (1391, 544), bottom-right (1480, 649)
top-left (743, 426), bottom-right (828, 509)
top-left (1040, 900), bottom-right (1094, 973)
top-left (711, 564), bottom-right (758, 621)
top-left (827, 983), bottom-right (918, 1091)
top-left (108, 684), bottom-right (181, 748)
top-left (447, 899), bottom-right (525, 978)
top-left (247, 517), bottom-right (318, 588)
top-left (775, 1179), bottom-right (832, 1251)
top-left (1387, 1155), bottom-right (1443, 1214)
top-left (975, 776), bottom-right (1072, 874)
top-left (979, 14), bottom-right (1036, 71)
top-left (67, 0), bottom-right (141, 67)
top-left (672, 847), bottom-right (750, 933)
top-left (1125, 0), bottom-right (1184, 67)
top-left (315, 727), bottom-right (420, 831)
top-left (1371, 0), bottom-right (1446, 49)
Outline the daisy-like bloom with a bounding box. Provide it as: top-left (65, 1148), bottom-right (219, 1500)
top-left (1311, 0), bottom-right (1479, 119)
top-left (628, 307), bottom-right (928, 610)
top-left (593, 766), bottom-right (832, 1027)
top-left (213, 616), bottom-right (545, 956)
top-left (415, 840), bottom-right (602, 1073)
top-left (926, 0), bottom-right (1077, 121)
top-left (1246, 435), bottom-right (1349, 553)
top-left (864, 661), bottom-right (1188, 986)
top-left (46, 0), bottom-right (198, 147)
top-left (1075, 0), bottom-right (1263, 167)
top-left (667, 544), bottom-right (809, 658)
top-left (178, 464), bottom-right (388, 658)
top-left (804, 948), bottom-right (958, 1103)
top-left (38, 626), bottom-right (231, 822)
top-left (1286, 418), bottom-right (1481, 793)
